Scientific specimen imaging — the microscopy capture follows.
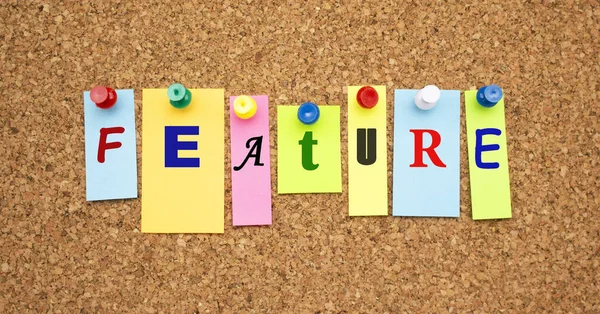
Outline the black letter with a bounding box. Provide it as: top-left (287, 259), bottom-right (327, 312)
top-left (233, 136), bottom-right (264, 171)
top-left (357, 128), bottom-right (376, 165)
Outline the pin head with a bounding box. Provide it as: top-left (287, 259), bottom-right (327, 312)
top-left (476, 84), bottom-right (503, 108)
top-left (356, 86), bottom-right (379, 109)
top-left (298, 102), bottom-right (320, 125)
top-left (90, 86), bottom-right (117, 109)
top-left (233, 95), bottom-right (257, 119)
top-left (167, 83), bottom-right (192, 109)
top-left (415, 85), bottom-right (441, 110)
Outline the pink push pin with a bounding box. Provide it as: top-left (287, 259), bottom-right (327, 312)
top-left (90, 86), bottom-right (117, 109)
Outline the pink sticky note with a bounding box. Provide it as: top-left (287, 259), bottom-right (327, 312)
top-left (230, 95), bottom-right (272, 226)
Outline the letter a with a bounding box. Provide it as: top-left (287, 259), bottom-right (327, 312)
top-left (233, 136), bottom-right (265, 171)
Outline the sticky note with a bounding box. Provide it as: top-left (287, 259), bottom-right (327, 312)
top-left (277, 105), bottom-right (342, 194)
top-left (465, 90), bottom-right (512, 220)
top-left (141, 88), bottom-right (224, 233)
top-left (347, 86), bottom-right (388, 216)
top-left (83, 89), bottom-right (137, 201)
top-left (392, 90), bottom-right (460, 217)
top-left (230, 95), bottom-right (272, 226)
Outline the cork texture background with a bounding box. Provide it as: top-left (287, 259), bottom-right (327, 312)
top-left (1, 0), bottom-right (600, 312)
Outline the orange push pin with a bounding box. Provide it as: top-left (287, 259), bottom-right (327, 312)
top-left (356, 86), bottom-right (379, 109)
top-left (233, 95), bottom-right (257, 119)
top-left (90, 86), bottom-right (117, 109)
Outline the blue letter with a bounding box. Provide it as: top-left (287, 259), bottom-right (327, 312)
top-left (475, 128), bottom-right (501, 169)
top-left (165, 126), bottom-right (200, 167)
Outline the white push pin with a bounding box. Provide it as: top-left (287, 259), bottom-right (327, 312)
top-left (414, 85), bottom-right (441, 110)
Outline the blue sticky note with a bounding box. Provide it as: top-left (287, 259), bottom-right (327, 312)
top-left (84, 89), bottom-right (138, 201)
top-left (392, 90), bottom-right (460, 217)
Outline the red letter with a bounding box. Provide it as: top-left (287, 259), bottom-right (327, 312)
top-left (97, 127), bottom-right (125, 163)
top-left (409, 129), bottom-right (446, 168)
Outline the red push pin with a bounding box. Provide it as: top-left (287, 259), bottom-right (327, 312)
top-left (90, 86), bottom-right (117, 109)
top-left (356, 86), bottom-right (379, 109)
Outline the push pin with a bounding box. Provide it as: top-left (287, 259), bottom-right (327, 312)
top-left (167, 83), bottom-right (192, 109)
top-left (233, 95), bottom-right (257, 119)
top-left (90, 86), bottom-right (117, 109)
top-left (356, 85), bottom-right (378, 109)
top-left (298, 102), bottom-right (320, 125)
top-left (476, 84), bottom-right (503, 108)
top-left (414, 85), bottom-right (441, 110)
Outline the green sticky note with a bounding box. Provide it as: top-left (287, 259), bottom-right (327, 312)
top-left (465, 90), bottom-right (512, 220)
top-left (277, 106), bottom-right (342, 194)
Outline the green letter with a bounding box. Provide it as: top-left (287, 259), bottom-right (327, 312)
top-left (298, 131), bottom-right (319, 170)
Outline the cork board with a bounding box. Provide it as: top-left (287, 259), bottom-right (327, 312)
top-left (1, 0), bottom-right (599, 312)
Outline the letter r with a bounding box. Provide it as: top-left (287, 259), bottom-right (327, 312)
top-left (409, 129), bottom-right (446, 168)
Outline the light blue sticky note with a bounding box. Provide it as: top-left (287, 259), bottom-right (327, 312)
top-left (84, 89), bottom-right (138, 201)
top-left (393, 89), bottom-right (460, 217)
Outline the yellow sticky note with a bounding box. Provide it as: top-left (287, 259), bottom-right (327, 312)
top-left (277, 106), bottom-right (342, 193)
top-left (141, 89), bottom-right (224, 233)
top-left (465, 90), bottom-right (512, 220)
top-left (347, 86), bottom-right (388, 216)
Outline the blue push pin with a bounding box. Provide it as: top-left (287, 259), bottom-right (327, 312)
top-left (298, 102), bottom-right (320, 125)
top-left (476, 84), bottom-right (503, 108)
